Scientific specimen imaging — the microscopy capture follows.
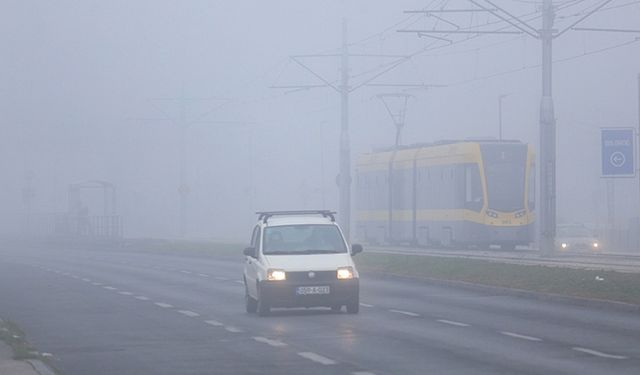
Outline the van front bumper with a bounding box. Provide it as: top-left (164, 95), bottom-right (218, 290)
top-left (258, 279), bottom-right (359, 308)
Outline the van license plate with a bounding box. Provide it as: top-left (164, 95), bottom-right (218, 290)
top-left (296, 286), bottom-right (330, 295)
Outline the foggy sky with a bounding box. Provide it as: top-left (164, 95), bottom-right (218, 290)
top-left (2, 0), bottom-right (639, 239)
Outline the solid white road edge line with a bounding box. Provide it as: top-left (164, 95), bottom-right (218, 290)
top-left (297, 352), bottom-right (337, 365)
top-left (572, 347), bottom-right (627, 359)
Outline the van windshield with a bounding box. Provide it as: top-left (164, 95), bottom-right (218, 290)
top-left (263, 224), bottom-right (347, 255)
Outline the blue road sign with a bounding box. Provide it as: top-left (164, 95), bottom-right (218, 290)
top-left (601, 128), bottom-right (635, 177)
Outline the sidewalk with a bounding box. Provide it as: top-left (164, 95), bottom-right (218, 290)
top-left (0, 338), bottom-right (55, 375)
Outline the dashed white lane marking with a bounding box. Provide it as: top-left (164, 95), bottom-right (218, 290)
top-left (180, 270), bottom-right (192, 274)
top-left (214, 277), bottom-right (229, 281)
top-left (224, 326), bottom-right (243, 333)
top-left (252, 336), bottom-right (287, 347)
top-left (92, 282), bottom-right (103, 286)
top-left (71, 275), bottom-right (79, 279)
top-left (500, 331), bottom-right (542, 342)
top-left (154, 302), bottom-right (173, 308)
top-left (204, 320), bottom-right (223, 327)
top-left (197, 273), bottom-right (209, 278)
top-left (81, 278), bottom-right (91, 282)
top-left (118, 291), bottom-right (133, 296)
top-left (233, 280), bottom-right (244, 284)
top-left (178, 310), bottom-right (200, 317)
top-left (572, 347), bottom-right (628, 360)
top-left (359, 303), bottom-right (374, 308)
top-left (103, 286), bottom-right (117, 291)
top-left (437, 319), bottom-right (470, 327)
top-left (135, 296), bottom-right (150, 301)
top-left (297, 352), bottom-right (337, 365)
top-left (389, 309), bottom-right (420, 317)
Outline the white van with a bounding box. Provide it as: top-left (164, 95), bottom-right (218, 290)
top-left (243, 210), bottom-right (363, 316)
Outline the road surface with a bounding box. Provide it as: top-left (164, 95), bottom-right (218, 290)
top-left (1, 244), bottom-right (638, 375)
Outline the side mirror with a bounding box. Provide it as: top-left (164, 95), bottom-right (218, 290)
top-left (243, 247), bottom-right (257, 258)
top-left (351, 243), bottom-right (363, 256)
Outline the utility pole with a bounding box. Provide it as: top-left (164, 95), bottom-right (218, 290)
top-left (136, 95), bottom-right (233, 238)
top-left (399, 0), bottom-right (634, 255)
top-left (339, 19), bottom-right (351, 239)
top-left (637, 73), bottom-right (640, 213)
top-left (271, 19), bottom-right (431, 240)
top-left (539, 0), bottom-right (556, 256)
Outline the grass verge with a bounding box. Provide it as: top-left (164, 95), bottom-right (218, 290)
top-left (355, 253), bottom-right (640, 306)
top-left (0, 319), bottom-right (63, 374)
top-left (0, 319), bottom-right (39, 360)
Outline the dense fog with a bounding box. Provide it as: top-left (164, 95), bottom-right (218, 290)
top-left (2, 0), bottom-right (639, 241)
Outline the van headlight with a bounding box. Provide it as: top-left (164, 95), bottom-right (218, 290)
top-left (267, 269), bottom-right (286, 281)
top-left (337, 267), bottom-right (354, 280)
top-left (561, 243), bottom-right (568, 249)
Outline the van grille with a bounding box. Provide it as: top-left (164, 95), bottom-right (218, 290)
top-left (286, 271), bottom-right (335, 282)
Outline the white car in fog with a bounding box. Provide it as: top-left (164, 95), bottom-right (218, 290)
top-left (242, 210), bottom-right (363, 316)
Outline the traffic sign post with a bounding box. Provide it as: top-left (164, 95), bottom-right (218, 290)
top-left (601, 128), bottom-right (636, 178)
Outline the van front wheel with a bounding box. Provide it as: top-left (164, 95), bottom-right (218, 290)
top-left (245, 285), bottom-right (257, 314)
top-left (257, 284), bottom-right (270, 317)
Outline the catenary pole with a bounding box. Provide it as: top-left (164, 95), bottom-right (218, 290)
top-left (539, 0), bottom-right (556, 256)
top-left (339, 18), bottom-right (352, 240)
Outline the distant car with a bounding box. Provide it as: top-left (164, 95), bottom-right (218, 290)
top-left (556, 224), bottom-right (601, 251)
top-left (243, 210), bottom-right (363, 316)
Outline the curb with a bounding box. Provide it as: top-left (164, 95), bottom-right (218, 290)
top-left (364, 269), bottom-right (640, 313)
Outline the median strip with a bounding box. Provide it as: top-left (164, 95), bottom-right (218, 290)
top-left (356, 252), bottom-right (640, 306)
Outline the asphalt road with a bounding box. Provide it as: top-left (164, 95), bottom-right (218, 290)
top-left (1, 244), bottom-right (639, 375)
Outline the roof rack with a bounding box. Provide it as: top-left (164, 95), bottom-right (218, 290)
top-left (256, 210), bottom-right (336, 223)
